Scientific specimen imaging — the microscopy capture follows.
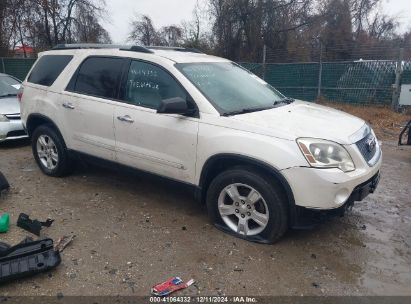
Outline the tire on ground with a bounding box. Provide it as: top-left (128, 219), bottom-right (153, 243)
top-left (31, 124), bottom-right (74, 177)
top-left (206, 167), bottom-right (288, 243)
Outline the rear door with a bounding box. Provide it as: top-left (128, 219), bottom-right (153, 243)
top-left (62, 56), bottom-right (126, 161)
top-left (113, 59), bottom-right (199, 183)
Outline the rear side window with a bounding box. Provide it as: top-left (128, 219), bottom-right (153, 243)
top-left (28, 55), bottom-right (72, 86)
top-left (71, 57), bottom-right (124, 99)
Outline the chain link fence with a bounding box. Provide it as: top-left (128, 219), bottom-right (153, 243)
top-left (240, 59), bottom-right (411, 105)
top-left (0, 58), bottom-right (36, 81)
top-left (1, 49), bottom-right (411, 107)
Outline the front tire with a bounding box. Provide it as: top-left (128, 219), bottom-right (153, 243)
top-left (31, 125), bottom-right (73, 177)
top-left (206, 168), bottom-right (288, 243)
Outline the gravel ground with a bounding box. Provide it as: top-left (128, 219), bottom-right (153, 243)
top-left (0, 139), bottom-right (410, 296)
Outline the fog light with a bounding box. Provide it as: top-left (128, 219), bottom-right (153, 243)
top-left (335, 188), bottom-right (350, 205)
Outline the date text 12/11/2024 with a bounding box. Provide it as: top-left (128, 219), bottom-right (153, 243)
top-left (149, 296), bottom-right (258, 303)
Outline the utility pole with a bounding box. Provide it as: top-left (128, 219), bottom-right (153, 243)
top-left (262, 44), bottom-right (267, 80)
top-left (317, 41), bottom-right (323, 101)
top-left (392, 48), bottom-right (404, 112)
top-left (1, 58), bottom-right (5, 74)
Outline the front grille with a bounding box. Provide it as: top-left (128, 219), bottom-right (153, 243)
top-left (7, 130), bottom-right (27, 137)
top-left (356, 132), bottom-right (377, 163)
top-left (5, 113), bottom-right (21, 120)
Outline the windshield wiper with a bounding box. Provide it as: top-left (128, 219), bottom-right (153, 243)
top-left (273, 97), bottom-right (295, 106)
top-left (0, 93), bottom-right (17, 98)
top-left (221, 106), bottom-right (273, 117)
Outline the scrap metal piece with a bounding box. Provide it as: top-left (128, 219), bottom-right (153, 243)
top-left (0, 172), bottom-right (9, 192)
top-left (17, 213), bottom-right (54, 236)
top-left (0, 238), bottom-right (61, 284)
top-left (54, 235), bottom-right (75, 253)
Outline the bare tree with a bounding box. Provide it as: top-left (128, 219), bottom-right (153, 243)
top-left (0, 0), bottom-right (110, 55)
top-left (321, 0), bottom-right (354, 60)
top-left (74, 2), bottom-right (112, 44)
top-left (128, 14), bottom-right (160, 46)
top-left (158, 25), bottom-right (183, 46)
top-left (181, 0), bottom-right (212, 50)
top-left (207, 0), bottom-right (318, 61)
top-left (0, 0), bottom-right (6, 56)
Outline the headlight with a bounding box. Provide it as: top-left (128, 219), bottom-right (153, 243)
top-left (297, 138), bottom-right (355, 172)
top-left (0, 115), bottom-right (9, 122)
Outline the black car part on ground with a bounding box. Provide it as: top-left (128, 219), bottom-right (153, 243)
top-left (0, 238), bottom-right (61, 284)
top-left (17, 213), bottom-right (54, 236)
top-left (0, 172), bottom-right (9, 192)
top-left (292, 171), bottom-right (380, 230)
top-left (398, 120), bottom-right (411, 146)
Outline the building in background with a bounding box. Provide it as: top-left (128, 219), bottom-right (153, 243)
top-left (13, 45), bottom-right (35, 58)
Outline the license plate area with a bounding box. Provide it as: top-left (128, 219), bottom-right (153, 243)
top-left (352, 172), bottom-right (380, 202)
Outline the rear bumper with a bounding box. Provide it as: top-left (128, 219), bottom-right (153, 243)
top-left (292, 172), bottom-right (380, 229)
top-left (0, 120), bottom-right (28, 142)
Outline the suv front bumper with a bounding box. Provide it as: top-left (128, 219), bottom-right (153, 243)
top-left (0, 120), bottom-right (28, 142)
top-left (281, 148), bottom-right (382, 210)
top-left (292, 172), bottom-right (380, 228)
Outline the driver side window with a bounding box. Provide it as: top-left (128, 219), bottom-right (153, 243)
top-left (125, 61), bottom-right (187, 109)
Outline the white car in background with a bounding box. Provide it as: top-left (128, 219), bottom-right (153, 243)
top-left (0, 73), bottom-right (28, 142)
top-left (20, 44), bottom-right (382, 243)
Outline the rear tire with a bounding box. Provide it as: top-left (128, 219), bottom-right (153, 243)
top-left (31, 125), bottom-right (74, 177)
top-left (206, 167), bottom-right (288, 243)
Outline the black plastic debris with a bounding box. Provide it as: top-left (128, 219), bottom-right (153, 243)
top-left (0, 238), bottom-right (61, 284)
top-left (0, 172), bottom-right (9, 192)
top-left (0, 242), bottom-right (10, 253)
top-left (17, 213), bottom-right (54, 236)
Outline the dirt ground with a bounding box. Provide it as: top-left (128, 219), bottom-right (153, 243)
top-left (318, 101), bottom-right (411, 141)
top-left (0, 138), bottom-right (410, 297)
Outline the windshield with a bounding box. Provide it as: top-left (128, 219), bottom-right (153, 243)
top-left (176, 62), bottom-right (285, 115)
top-left (0, 75), bottom-right (21, 97)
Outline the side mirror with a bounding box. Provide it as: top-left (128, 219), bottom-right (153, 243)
top-left (157, 97), bottom-right (195, 116)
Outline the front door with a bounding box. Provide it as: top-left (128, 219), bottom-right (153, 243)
top-left (113, 60), bottom-right (199, 183)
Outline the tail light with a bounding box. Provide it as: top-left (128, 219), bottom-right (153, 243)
top-left (17, 86), bottom-right (24, 102)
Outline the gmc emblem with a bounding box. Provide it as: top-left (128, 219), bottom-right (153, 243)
top-left (366, 136), bottom-right (376, 152)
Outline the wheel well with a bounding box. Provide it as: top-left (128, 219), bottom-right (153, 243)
top-left (199, 154), bottom-right (296, 223)
top-left (26, 114), bottom-right (65, 144)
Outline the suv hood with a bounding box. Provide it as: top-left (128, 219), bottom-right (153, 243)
top-left (0, 96), bottom-right (20, 115)
top-left (230, 101), bottom-right (365, 145)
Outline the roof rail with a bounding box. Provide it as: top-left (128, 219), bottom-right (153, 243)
top-left (52, 44), bottom-right (154, 54)
top-left (52, 44), bottom-right (204, 54)
top-left (122, 46), bottom-right (154, 54)
top-left (147, 46), bottom-right (203, 54)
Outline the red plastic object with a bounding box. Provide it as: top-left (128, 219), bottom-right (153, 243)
top-left (151, 277), bottom-right (195, 296)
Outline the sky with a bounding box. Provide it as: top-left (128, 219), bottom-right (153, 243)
top-left (102, 0), bottom-right (411, 44)
top-left (102, 0), bottom-right (201, 44)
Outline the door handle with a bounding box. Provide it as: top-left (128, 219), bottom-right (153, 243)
top-left (117, 115), bottom-right (134, 123)
top-left (62, 102), bottom-right (75, 110)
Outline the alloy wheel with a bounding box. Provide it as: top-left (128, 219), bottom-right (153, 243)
top-left (217, 183), bottom-right (269, 236)
top-left (36, 135), bottom-right (59, 170)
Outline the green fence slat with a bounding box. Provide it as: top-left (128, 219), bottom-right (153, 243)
top-left (1, 57), bottom-right (36, 81)
top-left (240, 60), bottom-right (403, 105)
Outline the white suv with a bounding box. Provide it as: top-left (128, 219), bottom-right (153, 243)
top-left (20, 44), bottom-right (381, 243)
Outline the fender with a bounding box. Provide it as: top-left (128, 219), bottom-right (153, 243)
top-left (26, 113), bottom-right (65, 143)
top-left (199, 153), bottom-right (297, 224)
